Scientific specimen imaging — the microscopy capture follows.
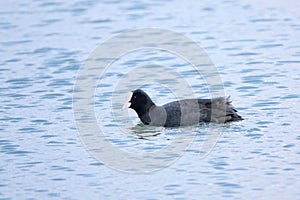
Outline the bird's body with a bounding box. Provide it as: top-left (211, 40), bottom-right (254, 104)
top-left (123, 89), bottom-right (243, 127)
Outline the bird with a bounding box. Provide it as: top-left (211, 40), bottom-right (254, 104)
top-left (122, 89), bottom-right (243, 127)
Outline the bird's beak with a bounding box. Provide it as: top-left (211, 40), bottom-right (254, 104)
top-left (122, 91), bottom-right (133, 110)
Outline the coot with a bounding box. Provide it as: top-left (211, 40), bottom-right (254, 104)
top-left (122, 89), bottom-right (243, 127)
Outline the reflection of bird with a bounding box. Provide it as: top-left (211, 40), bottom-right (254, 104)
top-left (122, 89), bottom-right (243, 127)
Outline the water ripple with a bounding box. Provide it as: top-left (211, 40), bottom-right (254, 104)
top-left (0, 0), bottom-right (300, 199)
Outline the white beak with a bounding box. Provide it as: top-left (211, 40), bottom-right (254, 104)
top-left (122, 91), bottom-right (133, 110)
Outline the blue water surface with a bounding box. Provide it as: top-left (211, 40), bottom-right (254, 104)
top-left (1, 0), bottom-right (300, 199)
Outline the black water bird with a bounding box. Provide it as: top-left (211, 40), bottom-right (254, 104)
top-left (123, 89), bottom-right (243, 127)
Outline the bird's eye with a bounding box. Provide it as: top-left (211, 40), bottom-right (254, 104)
top-left (133, 95), bottom-right (137, 99)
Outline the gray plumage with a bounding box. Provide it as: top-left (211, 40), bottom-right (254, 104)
top-left (124, 89), bottom-right (243, 127)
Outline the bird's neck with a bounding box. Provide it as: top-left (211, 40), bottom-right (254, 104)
top-left (135, 103), bottom-right (155, 124)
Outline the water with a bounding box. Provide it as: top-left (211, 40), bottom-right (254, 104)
top-left (1, 0), bottom-right (300, 199)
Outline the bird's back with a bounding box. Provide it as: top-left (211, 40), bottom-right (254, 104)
top-left (159, 97), bottom-right (242, 126)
